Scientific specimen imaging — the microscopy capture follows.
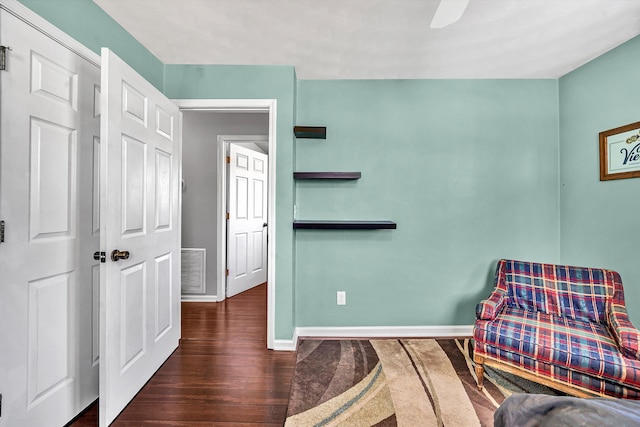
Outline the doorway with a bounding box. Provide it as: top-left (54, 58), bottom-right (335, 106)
top-left (174, 100), bottom-right (277, 349)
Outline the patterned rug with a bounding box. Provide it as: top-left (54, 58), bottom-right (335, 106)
top-left (285, 338), bottom-right (560, 427)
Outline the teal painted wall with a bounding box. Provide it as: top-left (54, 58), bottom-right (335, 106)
top-left (559, 36), bottom-right (640, 324)
top-left (18, 0), bottom-right (639, 335)
top-left (164, 65), bottom-right (297, 339)
top-left (295, 80), bottom-right (560, 326)
top-left (17, 0), bottom-right (164, 89)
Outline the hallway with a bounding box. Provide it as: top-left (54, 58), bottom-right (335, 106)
top-left (71, 284), bottom-right (296, 425)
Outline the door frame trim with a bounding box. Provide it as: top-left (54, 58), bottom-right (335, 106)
top-left (173, 99), bottom-right (277, 349)
top-left (0, 0), bottom-right (100, 67)
top-left (219, 134), bottom-right (269, 300)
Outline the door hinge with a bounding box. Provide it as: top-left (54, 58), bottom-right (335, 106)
top-left (93, 251), bottom-right (106, 263)
top-left (226, 212), bottom-right (229, 220)
top-left (0, 220), bottom-right (5, 243)
top-left (226, 156), bottom-right (230, 164)
top-left (1, 393), bottom-right (3, 417)
top-left (226, 268), bottom-right (229, 277)
top-left (0, 46), bottom-right (10, 71)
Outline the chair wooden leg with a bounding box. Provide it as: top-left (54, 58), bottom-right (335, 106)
top-left (474, 354), bottom-right (485, 391)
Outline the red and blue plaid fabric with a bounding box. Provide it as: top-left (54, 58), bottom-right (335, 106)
top-left (474, 259), bottom-right (640, 398)
top-left (476, 262), bottom-right (508, 320)
top-left (609, 302), bottom-right (640, 360)
top-left (505, 260), bottom-right (612, 323)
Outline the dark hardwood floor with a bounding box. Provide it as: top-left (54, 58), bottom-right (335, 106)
top-left (71, 284), bottom-right (296, 426)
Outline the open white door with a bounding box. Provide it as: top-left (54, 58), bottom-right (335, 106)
top-left (99, 48), bottom-right (181, 426)
top-left (0, 7), bottom-right (99, 426)
top-left (227, 144), bottom-right (268, 297)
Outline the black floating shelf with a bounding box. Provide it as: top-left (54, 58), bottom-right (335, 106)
top-left (294, 126), bottom-right (327, 139)
top-left (293, 220), bottom-right (397, 230)
top-left (294, 172), bottom-right (361, 180)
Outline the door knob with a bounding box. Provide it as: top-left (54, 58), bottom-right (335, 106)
top-left (111, 249), bottom-right (130, 262)
top-left (93, 251), bottom-right (106, 263)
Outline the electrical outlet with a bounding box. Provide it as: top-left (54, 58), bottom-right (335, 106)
top-left (337, 291), bottom-right (346, 305)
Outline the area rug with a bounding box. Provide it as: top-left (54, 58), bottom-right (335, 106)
top-left (285, 338), bottom-right (560, 427)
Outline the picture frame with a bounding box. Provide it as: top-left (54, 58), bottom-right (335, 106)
top-left (599, 121), bottom-right (640, 181)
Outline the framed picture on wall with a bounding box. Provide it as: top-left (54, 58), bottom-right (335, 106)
top-left (599, 121), bottom-right (640, 181)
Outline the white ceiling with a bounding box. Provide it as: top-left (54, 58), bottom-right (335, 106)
top-left (93, 0), bottom-right (640, 80)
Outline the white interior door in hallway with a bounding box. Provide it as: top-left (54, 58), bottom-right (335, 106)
top-left (99, 48), bottom-right (182, 427)
top-left (0, 5), bottom-right (100, 426)
top-left (227, 143), bottom-right (268, 297)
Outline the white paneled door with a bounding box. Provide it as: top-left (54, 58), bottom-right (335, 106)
top-left (99, 48), bottom-right (182, 426)
top-left (0, 8), bottom-right (100, 427)
top-left (227, 144), bottom-right (268, 297)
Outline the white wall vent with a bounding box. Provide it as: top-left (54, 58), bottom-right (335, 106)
top-left (181, 248), bottom-right (206, 294)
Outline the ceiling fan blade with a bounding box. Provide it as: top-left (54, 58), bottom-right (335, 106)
top-left (430, 0), bottom-right (471, 29)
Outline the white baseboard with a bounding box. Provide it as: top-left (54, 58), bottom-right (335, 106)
top-left (180, 294), bottom-right (220, 302)
top-left (272, 339), bottom-right (298, 351)
top-left (296, 325), bottom-right (474, 339)
top-left (272, 325), bottom-right (474, 351)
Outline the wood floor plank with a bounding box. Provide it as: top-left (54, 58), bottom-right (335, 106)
top-left (70, 284), bottom-right (295, 425)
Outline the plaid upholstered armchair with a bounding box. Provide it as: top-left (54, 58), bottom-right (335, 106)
top-left (473, 259), bottom-right (640, 398)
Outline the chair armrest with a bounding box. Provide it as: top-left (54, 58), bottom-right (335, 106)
top-left (609, 302), bottom-right (640, 360)
top-left (476, 290), bottom-right (507, 321)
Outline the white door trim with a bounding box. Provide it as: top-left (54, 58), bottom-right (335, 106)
top-left (173, 99), bottom-right (277, 350)
top-left (0, 0), bottom-right (100, 67)
top-left (218, 135), bottom-right (269, 300)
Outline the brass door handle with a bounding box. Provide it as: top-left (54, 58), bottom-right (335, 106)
top-left (111, 249), bottom-right (130, 262)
